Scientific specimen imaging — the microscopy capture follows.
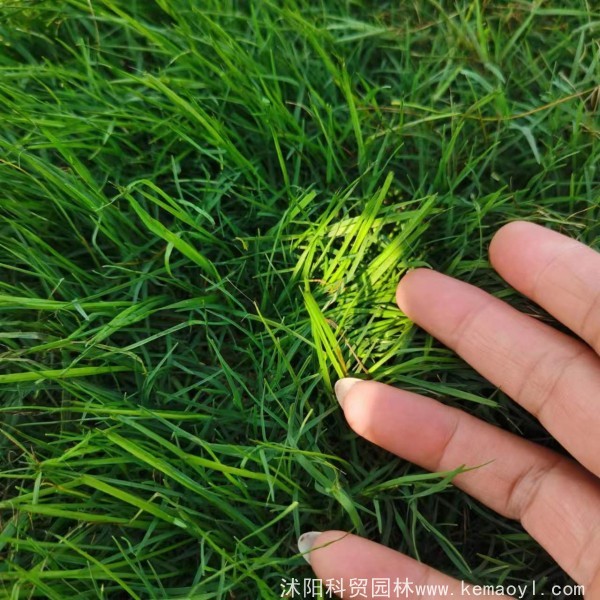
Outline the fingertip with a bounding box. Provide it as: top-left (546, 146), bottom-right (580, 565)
top-left (334, 377), bottom-right (364, 409)
top-left (336, 379), bottom-right (382, 438)
top-left (304, 530), bottom-right (495, 598)
top-left (489, 220), bottom-right (539, 266)
top-left (395, 267), bottom-right (431, 315)
top-left (300, 530), bottom-right (351, 571)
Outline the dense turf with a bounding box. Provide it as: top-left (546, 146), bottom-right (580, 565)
top-left (0, 1), bottom-right (598, 598)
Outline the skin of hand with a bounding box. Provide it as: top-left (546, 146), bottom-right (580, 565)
top-left (296, 221), bottom-right (600, 599)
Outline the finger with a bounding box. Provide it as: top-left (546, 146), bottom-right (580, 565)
top-left (395, 268), bottom-right (600, 477)
top-left (299, 530), bottom-right (510, 599)
top-left (335, 379), bottom-right (600, 587)
top-left (489, 221), bottom-right (600, 355)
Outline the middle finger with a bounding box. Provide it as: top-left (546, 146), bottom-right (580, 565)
top-left (336, 379), bottom-right (600, 585)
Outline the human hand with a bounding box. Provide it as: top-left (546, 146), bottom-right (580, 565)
top-left (297, 221), bottom-right (600, 599)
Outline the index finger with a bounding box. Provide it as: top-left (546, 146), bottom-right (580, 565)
top-left (302, 530), bottom-right (511, 599)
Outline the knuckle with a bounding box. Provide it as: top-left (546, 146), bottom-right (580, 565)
top-left (448, 298), bottom-right (494, 354)
top-left (505, 456), bottom-right (562, 521)
top-left (432, 415), bottom-right (461, 472)
top-left (516, 345), bottom-right (588, 421)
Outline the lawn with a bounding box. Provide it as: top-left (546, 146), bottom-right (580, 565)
top-left (0, 0), bottom-right (598, 598)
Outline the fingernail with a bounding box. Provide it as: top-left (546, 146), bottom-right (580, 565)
top-left (297, 531), bottom-right (322, 564)
top-left (334, 377), bottom-right (363, 409)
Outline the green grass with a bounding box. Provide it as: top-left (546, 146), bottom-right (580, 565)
top-left (0, 0), bottom-right (598, 598)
